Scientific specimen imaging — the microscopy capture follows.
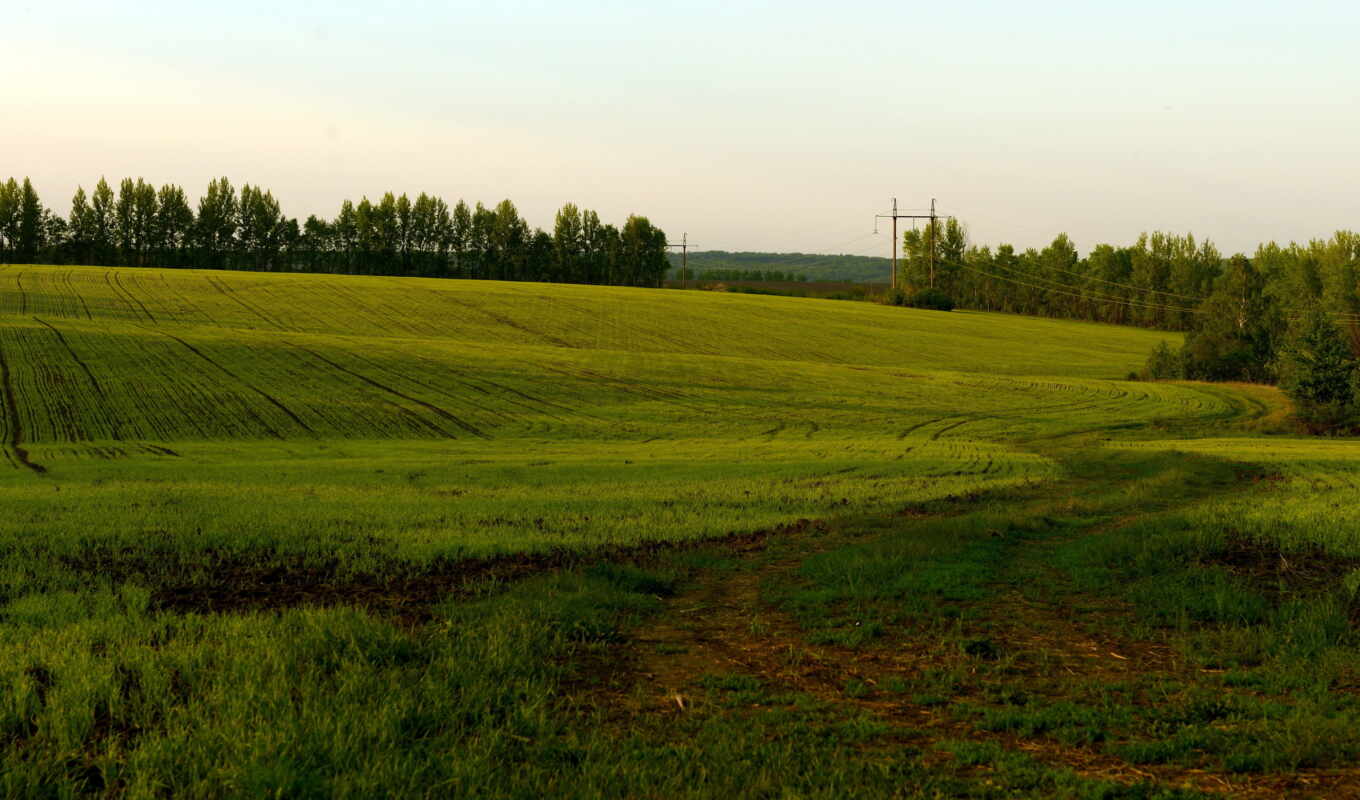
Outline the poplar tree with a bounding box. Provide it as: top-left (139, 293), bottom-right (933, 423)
top-left (450, 200), bottom-right (472, 277)
top-left (195, 178), bottom-right (238, 269)
top-left (16, 179), bottom-right (45, 263)
top-left (553, 203), bottom-right (585, 283)
top-left (68, 187), bottom-right (95, 264)
top-left (131, 179), bottom-right (158, 266)
top-left (114, 178), bottom-right (138, 264)
top-left (0, 178), bottom-right (18, 262)
top-left (155, 184), bottom-right (194, 265)
top-left (90, 178), bottom-right (115, 266)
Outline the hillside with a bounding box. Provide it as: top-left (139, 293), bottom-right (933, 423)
top-left (17, 264), bottom-right (1360, 797)
top-left (668, 250), bottom-right (891, 283)
top-left (0, 264), bottom-right (1215, 559)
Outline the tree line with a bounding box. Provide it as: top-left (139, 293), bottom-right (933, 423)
top-left (692, 269), bottom-right (810, 282)
top-left (898, 221), bottom-right (1360, 427)
top-left (0, 176), bottom-right (670, 287)
top-left (669, 251), bottom-right (889, 283)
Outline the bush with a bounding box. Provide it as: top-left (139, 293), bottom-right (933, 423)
top-left (1279, 312), bottom-right (1359, 431)
top-left (1142, 341), bottom-right (1183, 380)
top-left (905, 288), bottom-right (954, 311)
top-left (880, 287), bottom-right (909, 306)
top-left (1181, 331), bottom-right (1270, 382)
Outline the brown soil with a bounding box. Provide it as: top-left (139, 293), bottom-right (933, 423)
top-left (65, 522), bottom-right (817, 621)
top-left (607, 511), bottom-right (1360, 799)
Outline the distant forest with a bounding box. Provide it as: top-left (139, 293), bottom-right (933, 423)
top-left (893, 219), bottom-right (1359, 331)
top-left (891, 220), bottom-right (1360, 409)
top-left (691, 269), bottom-right (810, 283)
top-left (0, 177), bottom-right (670, 287)
top-left (668, 251), bottom-right (890, 283)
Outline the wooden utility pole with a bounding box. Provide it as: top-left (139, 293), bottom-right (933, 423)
top-left (875, 198), bottom-right (941, 292)
top-left (875, 198), bottom-right (940, 290)
top-left (665, 233), bottom-right (695, 288)
top-left (928, 198), bottom-right (937, 289)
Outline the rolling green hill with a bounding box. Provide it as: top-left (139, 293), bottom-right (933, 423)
top-left (0, 265), bottom-right (1203, 562)
top-left (16, 264), bottom-right (1360, 796)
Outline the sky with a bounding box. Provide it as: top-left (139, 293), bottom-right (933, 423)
top-left (7, 0), bottom-right (1359, 257)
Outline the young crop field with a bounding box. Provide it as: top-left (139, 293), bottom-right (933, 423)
top-left (4, 263), bottom-right (1360, 796)
top-left (0, 265), bottom-right (1212, 572)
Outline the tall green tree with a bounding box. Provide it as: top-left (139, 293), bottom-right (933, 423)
top-left (67, 186), bottom-right (95, 264)
top-left (1181, 255), bottom-right (1281, 382)
top-left (450, 200), bottom-right (472, 277)
top-left (195, 177), bottom-right (238, 269)
top-left (553, 203), bottom-right (585, 283)
top-left (155, 184), bottom-right (194, 265)
top-left (114, 178), bottom-right (138, 264)
top-left (90, 178), bottom-right (116, 265)
top-left (1278, 311), bottom-right (1358, 429)
top-left (619, 215), bottom-right (667, 287)
top-left (0, 178), bottom-right (20, 262)
top-left (237, 184), bottom-right (285, 270)
top-left (16, 178), bottom-right (45, 263)
top-left (131, 179), bottom-right (159, 266)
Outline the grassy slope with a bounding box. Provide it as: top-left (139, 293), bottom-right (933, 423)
top-left (0, 265), bottom-right (1206, 568)
top-left (15, 264), bottom-right (1359, 796)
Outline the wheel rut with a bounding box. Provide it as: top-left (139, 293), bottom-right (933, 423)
top-left (0, 338), bottom-right (45, 474)
top-left (605, 405), bottom-right (1351, 798)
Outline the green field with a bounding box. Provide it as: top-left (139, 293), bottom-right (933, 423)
top-left (6, 264), bottom-right (1360, 797)
top-left (0, 265), bottom-right (1201, 570)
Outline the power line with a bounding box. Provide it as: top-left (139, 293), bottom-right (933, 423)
top-left (875, 197), bottom-right (948, 289)
top-left (664, 233), bottom-right (696, 288)
top-left (981, 259), bottom-right (1198, 310)
top-left (1013, 258), bottom-right (1205, 302)
top-left (954, 260), bottom-right (1206, 315)
top-left (962, 261), bottom-right (1360, 327)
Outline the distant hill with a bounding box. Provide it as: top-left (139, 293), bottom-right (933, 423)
top-left (667, 251), bottom-right (891, 283)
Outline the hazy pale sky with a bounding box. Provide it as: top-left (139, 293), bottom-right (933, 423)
top-left (8, 0), bottom-right (1359, 256)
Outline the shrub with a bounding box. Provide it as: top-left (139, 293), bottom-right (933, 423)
top-left (1142, 341), bottom-right (1183, 380)
top-left (880, 287), bottom-right (909, 306)
top-left (905, 288), bottom-right (954, 311)
top-left (1279, 312), bottom-right (1359, 431)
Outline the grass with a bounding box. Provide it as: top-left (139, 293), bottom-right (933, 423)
top-left (756, 423), bottom-right (1360, 786)
top-left (0, 264), bottom-right (1218, 599)
top-left (7, 263), bottom-right (1360, 795)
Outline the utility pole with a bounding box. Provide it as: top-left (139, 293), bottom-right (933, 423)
top-left (665, 233), bottom-right (695, 288)
top-left (875, 198), bottom-right (949, 289)
top-left (928, 198), bottom-right (937, 289)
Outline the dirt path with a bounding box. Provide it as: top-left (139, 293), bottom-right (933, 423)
top-left (609, 442), bottom-right (1360, 798)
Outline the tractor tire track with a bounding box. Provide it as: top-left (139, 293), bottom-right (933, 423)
top-left (34, 317), bottom-right (123, 442)
top-left (104, 270), bottom-right (144, 321)
top-left (14, 272), bottom-right (27, 315)
top-left (931, 416), bottom-right (994, 440)
top-left (340, 350), bottom-right (518, 428)
top-left (140, 444), bottom-right (180, 457)
top-left (162, 274), bottom-right (217, 326)
top-left (204, 274), bottom-right (290, 331)
top-left (64, 271), bottom-right (94, 320)
top-left (113, 271), bottom-right (157, 323)
top-left (898, 417), bottom-right (946, 439)
top-left (443, 295), bottom-right (575, 348)
top-left (33, 318), bottom-right (107, 400)
top-left (289, 345), bottom-right (488, 439)
top-left (0, 338), bottom-right (46, 474)
top-left (161, 332), bottom-right (314, 436)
